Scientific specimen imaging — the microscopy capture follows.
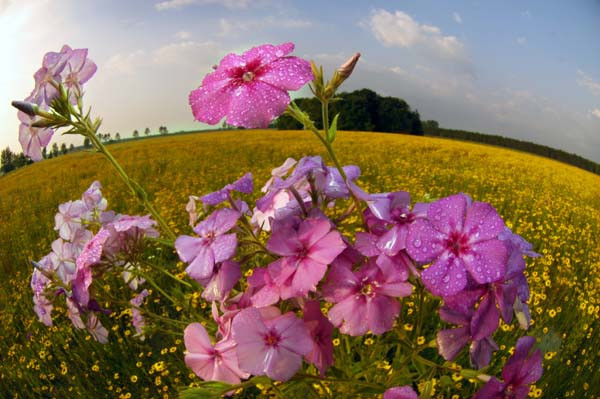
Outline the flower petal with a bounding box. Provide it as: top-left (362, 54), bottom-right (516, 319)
top-left (463, 239), bottom-right (507, 284)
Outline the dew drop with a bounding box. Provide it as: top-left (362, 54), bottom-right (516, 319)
top-left (413, 239), bottom-right (422, 248)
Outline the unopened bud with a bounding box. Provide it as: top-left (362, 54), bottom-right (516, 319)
top-left (11, 100), bottom-right (39, 117)
top-left (336, 52), bottom-right (361, 79)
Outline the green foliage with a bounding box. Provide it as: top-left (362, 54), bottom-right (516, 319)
top-left (276, 89), bottom-right (424, 135)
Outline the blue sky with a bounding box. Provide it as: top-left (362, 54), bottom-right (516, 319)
top-left (1, 0), bottom-right (599, 162)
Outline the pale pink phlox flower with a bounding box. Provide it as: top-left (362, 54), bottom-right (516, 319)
top-left (232, 307), bottom-right (313, 381)
top-left (189, 42), bottom-right (313, 128)
top-left (131, 289), bottom-right (149, 340)
top-left (186, 195), bottom-right (202, 227)
top-left (49, 238), bottom-right (76, 282)
top-left (59, 46), bottom-right (97, 102)
top-left (86, 313), bottom-right (108, 344)
top-left (18, 109), bottom-right (53, 162)
top-left (200, 260), bottom-right (242, 302)
top-left (261, 157), bottom-right (297, 192)
top-left (81, 180), bottom-right (107, 221)
top-left (200, 173), bottom-right (253, 206)
top-left (184, 322), bottom-right (249, 384)
top-left (54, 199), bottom-right (87, 241)
top-left (31, 256), bottom-right (54, 326)
top-left (383, 386), bottom-right (418, 399)
top-left (175, 208), bottom-right (240, 282)
top-left (31, 45), bottom-right (72, 106)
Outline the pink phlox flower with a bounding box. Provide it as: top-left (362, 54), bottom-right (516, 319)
top-left (302, 300), bottom-right (334, 376)
top-left (54, 199), bottom-right (87, 241)
top-left (184, 322), bottom-right (249, 384)
top-left (81, 180), bottom-right (107, 220)
top-left (436, 288), bottom-right (500, 369)
top-left (355, 232), bottom-right (416, 279)
top-left (201, 173), bottom-right (253, 206)
top-left (383, 386), bottom-right (419, 399)
top-left (31, 45), bottom-right (71, 106)
top-left (86, 313), bottom-right (108, 344)
top-left (265, 216), bottom-right (346, 299)
top-left (49, 238), bottom-right (76, 282)
top-left (200, 260), bottom-right (242, 302)
top-left (31, 256), bottom-right (54, 326)
top-left (313, 164), bottom-right (361, 199)
top-left (131, 289), bottom-right (149, 340)
top-left (65, 296), bottom-right (85, 329)
top-left (261, 157), bottom-right (297, 192)
top-left (247, 266), bottom-right (283, 307)
top-left (73, 227), bottom-right (112, 307)
top-left (406, 193), bottom-right (508, 297)
top-left (232, 307), bottom-right (313, 381)
top-left (18, 109), bottom-right (53, 161)
top-left (189, 42), bottom-right (313, 128)
top-left (324, 260), bottom-right (413, 336)
top-left (59, 46), bottom-right (97, 102)
top-left (186, 195), bottom-right (201, 227)
top-left (251, 189), bottom-right (293, 232)
top-left (175, 208), bottom-right (240, 282)
top-left (472, 336), bottom-right (542, 399)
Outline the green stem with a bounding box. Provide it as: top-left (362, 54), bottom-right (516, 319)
top-left (85, 124), bottom-right (176, 241)
top-left (143, 261), bottom-right (193, 289)
top-left (135, 269), bottom-right (180, 306)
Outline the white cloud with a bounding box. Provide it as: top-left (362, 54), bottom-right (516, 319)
top-left (103, 50), bottom-right (146, 75)
top-left (516, 37), bottom-right (526, 45)
top-left (591, 109), bottom-right (600, 120)
top-left (453, 12), bottom-right (462, 24)
top-left (175, 30), bottom-right (191, 40)
top-left (369, 9), bottom-right (465, 60)
top-left (577, 69), bottom-right (600, 95)
top-left (152, 40), bottom-right (219, 66)
top-left (217, 15), bottom-right (312, 36)
top-left (155, 0), bottom-right (251, 11)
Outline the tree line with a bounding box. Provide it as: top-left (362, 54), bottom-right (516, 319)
top-left (275, 88), bottom-right (424, 135)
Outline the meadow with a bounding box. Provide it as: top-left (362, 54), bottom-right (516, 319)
top-left (0, 129), bottom-right (599, 398)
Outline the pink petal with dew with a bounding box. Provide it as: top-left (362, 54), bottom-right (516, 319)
top-left (264, 346), bottom-right (303, 381)
top-left (322, 263), bottom-right (359, 302)
top-left (226, 80), bottom-right (290, 128)
top-left (470, 293), bottom-right (499, 341)
top-left (257, 56), bottom-right (313, 91)
top-left (242, 42), bottom-right (295, 69)
top-left (212, 208), bottom-right (241, 235)
top-left (355, 232), bottom-right (380, 257)
top-left (266, 227), bottom-right (302, 256)
top-left (463, 239), bottom-right (507, 284)
top-left (211, 233), bottom-right (237, 263)
top-left (367, 295), bottom-right (400, 334)
top-left (174, 235), bottom-right (204, 263)
top-left (298, 218), bottom-right (331, 248)
top-left (383, 386), bottom-right (419, 399)
top-left (405, 219), bottom-right (445, 262)
top-left (464, 201), bottom-right (505, 243)
top-left (292, 258), bottom-right (327, 295)
top-left (307, 230), bottom-right (346, 264)
top-left (421, 255), bottom-right (467, 297)
top-left (232, 308), bottom-right (269, 376)
top-left (428, 193), bottom-right (468, 235)
top-left (437, 326), bottom-right (470, 361)
top-left (328, 296), bottom-right (367, 336)
top-left (189, 80), bottom-right (234, 124)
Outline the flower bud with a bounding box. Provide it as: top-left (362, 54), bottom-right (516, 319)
top-left (324, 52), bottom-right (361, 98)
top-left (11, 100), bottom-right (39, 117)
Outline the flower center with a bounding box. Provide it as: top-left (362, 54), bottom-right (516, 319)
top-left (242, 71), bottom-right (255, 82)
top-left (446, 232), bottom-right (470, 256)
top-left (264, 331), bottom-right (280, 347)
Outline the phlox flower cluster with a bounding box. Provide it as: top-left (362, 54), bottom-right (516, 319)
top-left (31, 181), bottom-right (158, 342)
top-left (18, 45), bottom-right (97, 161)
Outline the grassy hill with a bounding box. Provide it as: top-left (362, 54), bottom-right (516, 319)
top-left (1, 130), bottom-right (599, 397)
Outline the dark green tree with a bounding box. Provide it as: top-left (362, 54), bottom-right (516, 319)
top-left (1, 147), bottom-right (15, 173)
top-left (133, 130), bottom-right (139, 138)
top-left (52, 142), bottom-right (59, 157)
top-left (144, 127), bottom-right (150, 136)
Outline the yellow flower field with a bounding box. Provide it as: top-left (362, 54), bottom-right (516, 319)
top-left (0, 129), bottom-right (599, 398)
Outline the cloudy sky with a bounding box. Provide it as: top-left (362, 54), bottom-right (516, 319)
top-left (1, 0), bottom-right (599, 162)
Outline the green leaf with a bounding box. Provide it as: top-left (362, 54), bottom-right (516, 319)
top-left (327, 113), bottom-right (340, 143)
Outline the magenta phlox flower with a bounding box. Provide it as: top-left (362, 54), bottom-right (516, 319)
top-left (131, 289), bottom-right (149, 340)
top-left (49, 238), bottom-right (76, 282)
top-left (251, 189), bottom-right (293, 232)
top-left (324, 260), bottom-right (413, 336)
top-left (189, 42), bottom-right (313, 128)
top-left (73, 227), bottom-right (112, 307)
top-left (232, 307), bottom-right (313, 381)
top-left (184, 322), bottom-right (249, 384)
top-left (355, 232), bottom-right (415, 279)
top-left (201, 260), bottom-right (242, 302)
top-left (302, 300), bottom-right (334, 376)
top-left (201, 173), bottom-right (253, 206)
top-left (86, 314), bottom-right (108, 344)
top-left (383, 386), bottom-right (418, 399)
top-left (65, 296), bottom-right (85, 329)
top-left (18, 110), bottom-right (53, 161)
top-left (313, 164), bottom-right (361, 199)
top-left (110, 214), bottom-right (159, 238)
top-left (406, 193), bottom-right (508, 297)
top-left (175, 208), bottom-right (240, 282)
top-left (248, 266), bottom-right (282, 307)
top-left (55, 200), bottom-right (87, 241)
top-left (265, 216), bottom-right (346, 298)
top-left (472, 336), bottom-right (542, 399)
